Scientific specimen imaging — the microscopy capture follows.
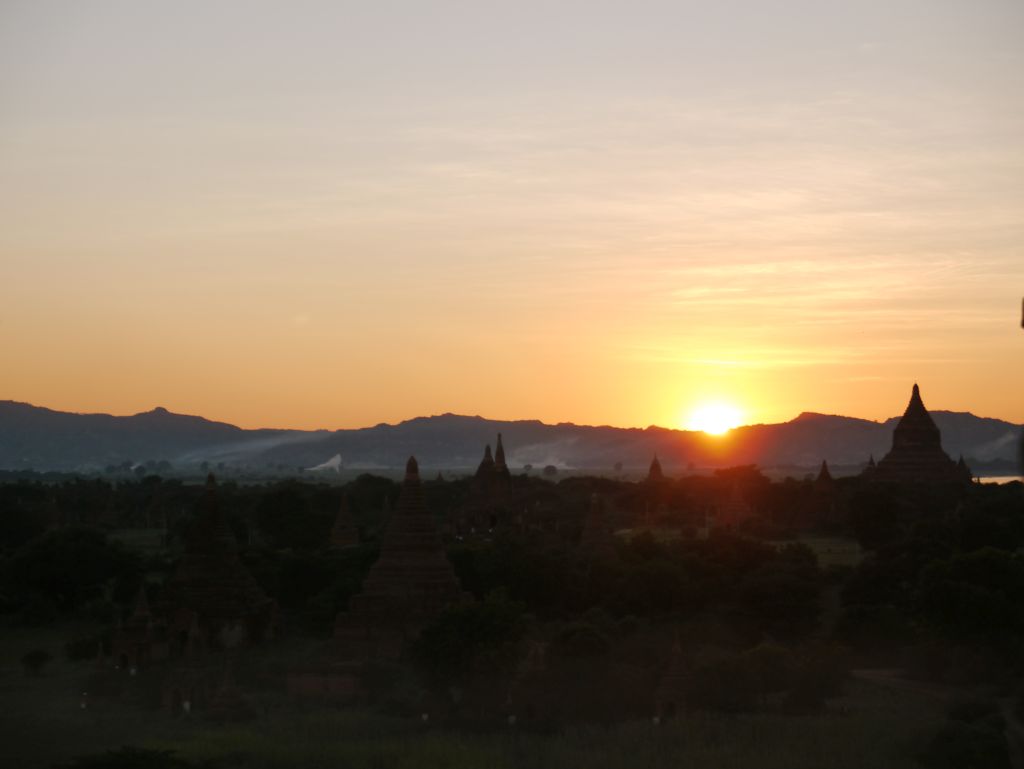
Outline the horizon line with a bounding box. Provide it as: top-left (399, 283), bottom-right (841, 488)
top-left (2, 397), bottom-right (1019, 435)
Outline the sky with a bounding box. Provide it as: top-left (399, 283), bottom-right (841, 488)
top-left (1, 0), bottom-right (1022, 431)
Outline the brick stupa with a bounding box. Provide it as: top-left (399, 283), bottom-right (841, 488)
top-left (872, 384), bottom-right (971, 485)
top-left (455, 436), bottom-right (514, 538)
top-left (647, 454), bottom-right (665, 482)
top-left (334, 456), bottom-right (467, 658)
top-left (160, 475), bottom-right (276, 649)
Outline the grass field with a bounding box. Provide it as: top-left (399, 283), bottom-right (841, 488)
top-left (0, 622), bottom-right (943, 769)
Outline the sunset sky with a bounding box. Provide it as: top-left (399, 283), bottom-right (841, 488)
top-left (1, 1), bottom-right (1022, 430)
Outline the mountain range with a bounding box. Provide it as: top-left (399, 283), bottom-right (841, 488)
top-left (1, 399), bottom-right (1020, 477)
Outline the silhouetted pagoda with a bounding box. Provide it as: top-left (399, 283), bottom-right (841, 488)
top-left (647, 455), bottom-right (665, 482)
top-left (334, 456), bottom-right (467, 658)
top-left (815, 460), bottom-right (833, 487)
top-left (111, 585), bottom-right (169, 670)
top-left (871, 384), bottom-right (971, 485)
top-left (477, 443), bottom-right (495, 476)
top-left (808, 459), bottom-right (842, 528)
top-left (457, 435), bottom-right (513, 537)
top-left (475, 434), bottom-right (512, 487)
top-left (493, 433), bottom-right (512, 480)
top-left (160, 475), bottom-right (277, 650)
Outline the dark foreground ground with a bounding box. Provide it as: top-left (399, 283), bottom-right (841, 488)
top-left (0, 623), bottom-right (948, 769)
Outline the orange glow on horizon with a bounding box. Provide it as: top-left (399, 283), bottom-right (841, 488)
top-left (684, 402), bottom-right (745, 435)
top-left (1, 3), bottom-right (1022, 431)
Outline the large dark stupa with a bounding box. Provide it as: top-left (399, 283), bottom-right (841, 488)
top-left (159, 475), bottom-right (278, 650)
top-left (334, 456), bottom-right (468, 658)
top-left (870, 384), bottom-right (972, 485)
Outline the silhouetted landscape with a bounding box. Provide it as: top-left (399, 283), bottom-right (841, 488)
top-left (1, 386), bottom-right (1023, 768)
top-left (2, 400), bottom-right (1020, 477)
top-left (3, 1), bottom-right (1022, 767)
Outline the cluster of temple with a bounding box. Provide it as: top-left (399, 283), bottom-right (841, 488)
top-left (108, 475), bottom-right (278, 717)
top-left (104, 382), bottom-right (973, 719)
top-left (454, 434), bottom-right (513, 537)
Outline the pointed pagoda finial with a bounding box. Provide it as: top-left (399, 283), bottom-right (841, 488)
top-left (956, 455), bottom-right (973, 483)
top-left (476, 442), bottom-right (496, 479)
top-left (405, 456), bottom-right (419, 478)
top-left (906, 383), bottom-right (929, 413)
top-left (868, 454), bottom-right (876, 468)
top-left (648, 454), bottom-right (664, 481)
top-left (495, 433), bottom-right (507, 465)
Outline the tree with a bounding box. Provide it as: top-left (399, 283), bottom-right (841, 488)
top-left (4, 528), bottom-right (140, 615)
top-left (411, 591), bottom-right (526, 687)
top-left (919, 547), bottom-right (1024, 648)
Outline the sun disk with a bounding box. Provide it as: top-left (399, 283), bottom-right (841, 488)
top-left (686, 403), bottom-right (743, 435)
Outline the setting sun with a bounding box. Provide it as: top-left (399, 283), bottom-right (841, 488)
top-left (686, 403), bottom-right (744, 435)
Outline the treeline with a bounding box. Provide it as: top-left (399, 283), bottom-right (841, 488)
top-left (1, 474), bottom-right (1022, 692)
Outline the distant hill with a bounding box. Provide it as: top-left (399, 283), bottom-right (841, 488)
top-left (0, 400), bottom-right (1019, 476)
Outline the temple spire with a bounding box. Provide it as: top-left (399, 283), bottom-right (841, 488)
top-left (870, 383), bottom-right (965, 484)
top-left (647, 454), bottom-right (664, 482)
top-left (475, 443), bottom-right (495, 480)
top-left (494, 433), bottom-right (511, 480)
top-left (892, 383), bottom-right (940, 449)
top-left (336, 453), bottom-right (467, 653)
top-left (494, 433), bottom-right (507, 469)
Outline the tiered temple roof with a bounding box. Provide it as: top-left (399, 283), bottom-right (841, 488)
top-left (872, 384), bottom-right (970, 484)
top-left (476, 434), bottom-right (512, 485)
top-left (336, 457), bottom-right (467, 653)
top-left (160, 475), bottom-right (275, 643)
top-left (647, 455), bottom-right (665, 483)
top-left (111, 584), bottom-right (167, 669)
top-left (815, 460), bottom-right (833, 485)
top-left (494, 433), bottom-right (511, 479)
top-left (458, 436), bottom-right (514, 537)
top-left (476, 444), bottom-right (495, 476)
